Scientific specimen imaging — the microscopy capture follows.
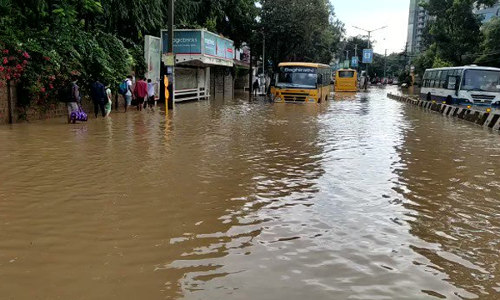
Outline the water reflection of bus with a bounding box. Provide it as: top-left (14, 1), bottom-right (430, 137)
top-left (271, 62), bottom-right (332, 103)
top-left (421, 66), bottom-right (500, 106)
top-left (334, 69), bottom-right (358, 92)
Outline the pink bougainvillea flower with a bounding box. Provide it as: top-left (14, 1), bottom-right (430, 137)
top-left (2, 49), bottom-right (8, 54)
top-left (49, 84), bottom-right (54, 89)
top-left (6, 75), bottom-right (11, 80)
top-left (22, 60), bottom-right (28, 65)
top-left (22, 52), bottom-right (30, 59)
top-left (0, 66), bottom-right (4, 72)
top-left (2, 58), bottom-right (7, 65)
top-left (41, 87), bottom-right (46, 93)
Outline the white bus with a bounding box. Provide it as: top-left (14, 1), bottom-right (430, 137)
top-left (421, 66), bottom-right (500, 106)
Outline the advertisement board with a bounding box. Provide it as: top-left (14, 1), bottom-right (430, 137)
top-left (161, 29), bottom-right (234, 67)
top-left (144, 35), bottom-right (161, 97)
top-left (162, 31), bottom-right (202, 54)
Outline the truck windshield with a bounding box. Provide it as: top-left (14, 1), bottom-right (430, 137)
top-left (462, 70), bottom-right (500, 92)
top-left (277, 67), bottom-right (317, 88)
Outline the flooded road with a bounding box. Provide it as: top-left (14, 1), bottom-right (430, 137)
top-left (1, 87), bottom-right (500, 300)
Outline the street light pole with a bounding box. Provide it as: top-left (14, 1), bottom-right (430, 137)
top-left (353, 25), bottom-right (387, 79)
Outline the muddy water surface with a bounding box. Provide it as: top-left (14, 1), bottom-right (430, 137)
top-left (1, 88), bottom-right (500, 299)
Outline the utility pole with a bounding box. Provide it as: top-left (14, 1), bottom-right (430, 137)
top-left (354, 44), bottom-right (358, 72)
top-left (262, 34), bottom-right (265, 76)
top-left (345, 50), bottom-right (350, 61)
top-left (262, 33), bottom-right (265, 94)
top-left (249, 47), bottom-right (253, 100)
top-left (167, 0), bottom-right (174, 109)
top-left (384, 49), bottom-right (387, 79)
top-left (353, 25), bottom-right (387, 78)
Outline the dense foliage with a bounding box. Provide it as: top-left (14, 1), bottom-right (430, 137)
top-left (260, 0), bottom-right (344, 66)
top-left (0, 0), bottom-right (259, 108)
top-left (413, 0), bottom-right (499, 78)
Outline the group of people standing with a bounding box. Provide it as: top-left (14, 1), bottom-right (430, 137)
top-left (63, 74), bottom-right (158, 123)
top-left (121, 75), bottom-right (157, 112)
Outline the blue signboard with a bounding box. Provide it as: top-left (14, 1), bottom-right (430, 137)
top-left (162, 31), bottom-right (202, 54)
top-left (162, 30), bottom-right (234, 61)
top-left (362, 49), bottom-right (373, 64)
top-left (351, 57), bottom-right (359, 68)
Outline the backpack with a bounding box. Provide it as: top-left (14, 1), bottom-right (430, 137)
top-left (118, 80), bottom-right (128, 95)
top-left (58, 83), bottom-right (73, 103)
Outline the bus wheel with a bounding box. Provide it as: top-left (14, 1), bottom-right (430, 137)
top-left (446, 96), bottom-right (453, 105)
top-left (427, 93), bottom-right (432, 101)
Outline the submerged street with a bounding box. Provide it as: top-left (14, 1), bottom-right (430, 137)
top-left (1, 88), bottom-right (500, 300)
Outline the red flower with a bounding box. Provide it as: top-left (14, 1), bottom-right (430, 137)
top-left (0, 66), bottom-right (4, 72)
top-left (22, 52), bottom-right (30, 59)
top-left (2, 49), bottom-right (8, 54)
top-left (41, 87), bottom-right (46, 93)
top-left (43, 56), bottom-right (50, 61)
top-left (2, 58), bottom-right (7, 65)
top-left (22, 60), bottom-right (28, 65)
top-left (8, 56), bottom-right (15, 61)
top-left (17, 50), bottom-right (22, 53)
top-left (49, 84), bottom-right (54, 89)
top-left (6, 75), bottom-right (10, 80)
top-left (16, 64), bottom-right (22, 70)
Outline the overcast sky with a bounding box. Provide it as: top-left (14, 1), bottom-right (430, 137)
top-left (331, 0), bottom-right (410, 55)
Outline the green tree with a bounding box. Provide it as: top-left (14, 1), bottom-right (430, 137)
top-left (475, 17), bottom-right (500, 67)
top-left (260, 0), bottom-right (344, 66)
top-left (422, 0), bottom-right (497, 65)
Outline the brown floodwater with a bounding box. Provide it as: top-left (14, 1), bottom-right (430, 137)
top-left (1, 88), bottom-right (500, 300)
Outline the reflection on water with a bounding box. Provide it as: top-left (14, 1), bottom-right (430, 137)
top-left (0, 88), bottom-right (500, 299)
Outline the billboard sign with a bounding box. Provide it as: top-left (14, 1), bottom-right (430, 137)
top-left (162, 31), bottom-right (202, 54)
top-left (161, 29), bottom-right (235, 67)
top-left (362, 49), bottom-right (373, 64)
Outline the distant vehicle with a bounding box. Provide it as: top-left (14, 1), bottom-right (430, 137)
top-left (334, 69), bottom-right (358, 92)
top-left (271, 62), bottom-right (332, 103)
top-left (422, 66), bottom-right (500, 106)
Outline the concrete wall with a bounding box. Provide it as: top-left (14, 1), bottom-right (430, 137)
top-left (0, 83), bottom-right (10, 124)
top-left (209, 66), bottom-right (233, 101)
top-left (0, 82), bottom-right (94, 124)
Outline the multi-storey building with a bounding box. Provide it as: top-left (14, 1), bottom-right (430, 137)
top-left (406, 0), bottom-right (429, 55)
top-left (407, 1), bottom-right (500, 55)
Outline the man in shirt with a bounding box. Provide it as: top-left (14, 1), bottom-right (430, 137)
top-left (67, 75), bottom-right (80, 123)
top-left (124, 75), bottom-right (133, 112)
top-left (133, 76), bottom-right (148, 111)
top-left (90, 79), bottom-right (107, 118)
top-left (147, 79), bottom-right (157, 110)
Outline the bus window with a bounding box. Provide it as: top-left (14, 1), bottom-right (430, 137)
top-left (440, 70), bottom-right (449, 88)
top-left (338, 71), bottom-right (355, 78)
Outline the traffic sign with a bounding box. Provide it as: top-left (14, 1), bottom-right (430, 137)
top-left (362, 49), bottom-right (373, 64)
top-left (343, 60), bottom-right (350, 69)
top-left (351, 57), bottom-right (358, 68)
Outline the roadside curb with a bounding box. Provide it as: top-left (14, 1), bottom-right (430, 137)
top-left (387, 93), bottom-right (500, 132)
